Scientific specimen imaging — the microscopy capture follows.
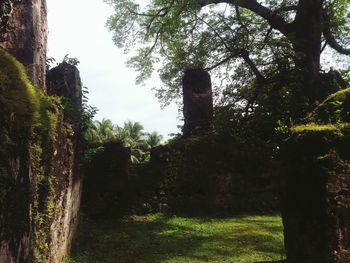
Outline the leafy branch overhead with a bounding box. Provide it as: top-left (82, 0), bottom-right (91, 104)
top-left (106, 0), bottom-right (350, 109)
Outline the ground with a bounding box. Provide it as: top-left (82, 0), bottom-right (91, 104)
top-left (66, 214), bottom-right (285, 263)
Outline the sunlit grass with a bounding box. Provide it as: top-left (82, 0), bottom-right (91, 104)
top-left (66, 214), bottom-right (286, 263)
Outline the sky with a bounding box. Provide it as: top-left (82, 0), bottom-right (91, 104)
top-left (46, 0), bottom-right (181, 138)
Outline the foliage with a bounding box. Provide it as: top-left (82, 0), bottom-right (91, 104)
top-left (85, 118), bottom-right (163, 163)
top-left (46, 54), bottom-right (80, 71)
top-left (106, 0), bottom-right (350, 144)
top-left (62, 54), bottom-right (80, 66)
top-left (306, 87), bottom-right (350, 124)
top-left (106, 0), bottom-right (349, 105)
top-left (66, 214), bottom-right (285, 263)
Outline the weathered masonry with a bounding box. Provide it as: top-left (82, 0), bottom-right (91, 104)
top-left (0, 1), bottom-right (83, 262)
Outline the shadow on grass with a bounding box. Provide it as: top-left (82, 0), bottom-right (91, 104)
top-left (68, 214), bottom-right (286, 263)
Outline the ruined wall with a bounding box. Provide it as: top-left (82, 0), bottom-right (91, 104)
top-left (0, 49), bottom-right (83, 263)
top-left (280, 126), bottom-right (350, 263)
top-left (0, 0), bottom-right (48, 88)
top-left (280, 88), bottom-right (350, 263)
top-left (82, 142), bottom-right (131, 218)
top-left (0, 48), bottom-right (35, 263)
top-left (0, 1), bottom-right (84, 260)
top-left (45, 64), bottom-right (83, 263)
top-left (83, 136), bottom-right (279, 217)
top-left (148, 135), bottom-right (279, 215)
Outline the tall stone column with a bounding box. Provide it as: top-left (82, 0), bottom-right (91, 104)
top-left (45, 63), bottom-right (83, 263)
top-left (0, 0), bottom-right (48, 89)
top-left (182, 69), bottom-right (214, 137)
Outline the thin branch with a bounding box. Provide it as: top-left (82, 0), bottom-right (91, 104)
top-left (206, 52), bottom-right (240, 71)
top-left (194, 12), bottom-right (232, 53)
top-left (235, 5), bottom-right (248, 32)
top-left (320, 40), bottom-right (327, 54)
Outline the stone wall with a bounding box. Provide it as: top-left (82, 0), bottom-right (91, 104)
top-left (280, 88), bottom-right (350, 263)
top-left (0, 50), bottom-right (83, 263)
top-left (0, 48), bottom-right (41, 263)
top-left (148, 134), bottom-right (280, 215)
top-left (83, 134), bottom-right (280, 217)
top-left (0, 0), bottom-right (84, 261)
top-left (280, 125), bottom-right (350, 263)
top-left (0, 0), bottom-right (48, 88)
top-left (82, 142), bottom-right (131, 218)
top-left (45, 64), bottom-right (83, 263)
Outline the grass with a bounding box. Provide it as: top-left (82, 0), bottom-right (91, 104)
top-left (66, 214), bottom-right (286, 263)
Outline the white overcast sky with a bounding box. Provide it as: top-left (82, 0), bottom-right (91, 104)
top-left (46, 0), bottom-right (181, 138)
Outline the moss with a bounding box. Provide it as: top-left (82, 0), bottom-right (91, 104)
top-left (291, 123), bottom-right (349, 135)
top-left (0, 48), bottom-right (62, 262)
top-left (307, 87), bottom-right (350, 124)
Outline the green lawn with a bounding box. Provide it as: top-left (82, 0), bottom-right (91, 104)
top-left (66, 214), bottom-right (286, 263)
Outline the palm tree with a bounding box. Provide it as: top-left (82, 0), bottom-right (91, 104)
top-left (122, 120), bottom-right (144, 141)
top-left (84, 120), bottom-right (101, 144)
top-left (119, 120), bottom-right (147, 163)
top-left (95, 118), bottom-right (118, 142)
top-left (84, 118), bottom-right (164, 164)
top-left (145, 131), bottom-right (163, 149)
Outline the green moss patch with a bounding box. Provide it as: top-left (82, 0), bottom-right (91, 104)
top-left (307, 87), bottom-right (350, 124)
top-left (291, 123), bottom-right (350, 136)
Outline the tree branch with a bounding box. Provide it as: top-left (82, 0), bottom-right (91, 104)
top-left (272, 5), bottom-right (298, 15)
top-left (196, 0), bottom-right (292, 36)
top-left (320, 10), bottom-right (350, 56)
top-left (240, 50), bottom-right (265, 83)
top-left (206, 52), bottom-right (240, 71)
top-left (323, 27), bottom-right (350, 55)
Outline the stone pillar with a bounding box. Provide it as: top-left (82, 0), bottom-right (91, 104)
top-left (45, 63), bottom-right (83, 263)
top-left (182, 68), bottom-right (214, 137)
top-left (280, 127), bottom-right (350, 263)
top-left (0, 0), bottom-right (48, 89)
top-left (47, 62), bottom-right (83, 108)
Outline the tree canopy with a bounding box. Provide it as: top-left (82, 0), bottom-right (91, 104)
top-left (106, 0), bottom-right (350, 118)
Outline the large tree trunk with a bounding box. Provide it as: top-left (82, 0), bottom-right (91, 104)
top-left (291, 0), bottom-right (323, 103)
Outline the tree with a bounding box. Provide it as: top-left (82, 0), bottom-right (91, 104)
top-left (145, 131), bottom-right (164, 149)
top-left (106, 0), bottom-right (349, 123)
top-left (85, 118), bottom-right (163, 163)
top-left (85, 118), bottom-right (118, 144)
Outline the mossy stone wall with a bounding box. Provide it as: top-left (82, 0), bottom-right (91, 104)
top-left (0, 49), bottom-right (83, 263)
top-left (0, 47), bottom-right (60, 262)
top-left (280, 88), bottom-right (350, 263)
top-left (83, 134), bottom-right (280, 217)
top-left (147, 134), bottom-right (280, 215)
